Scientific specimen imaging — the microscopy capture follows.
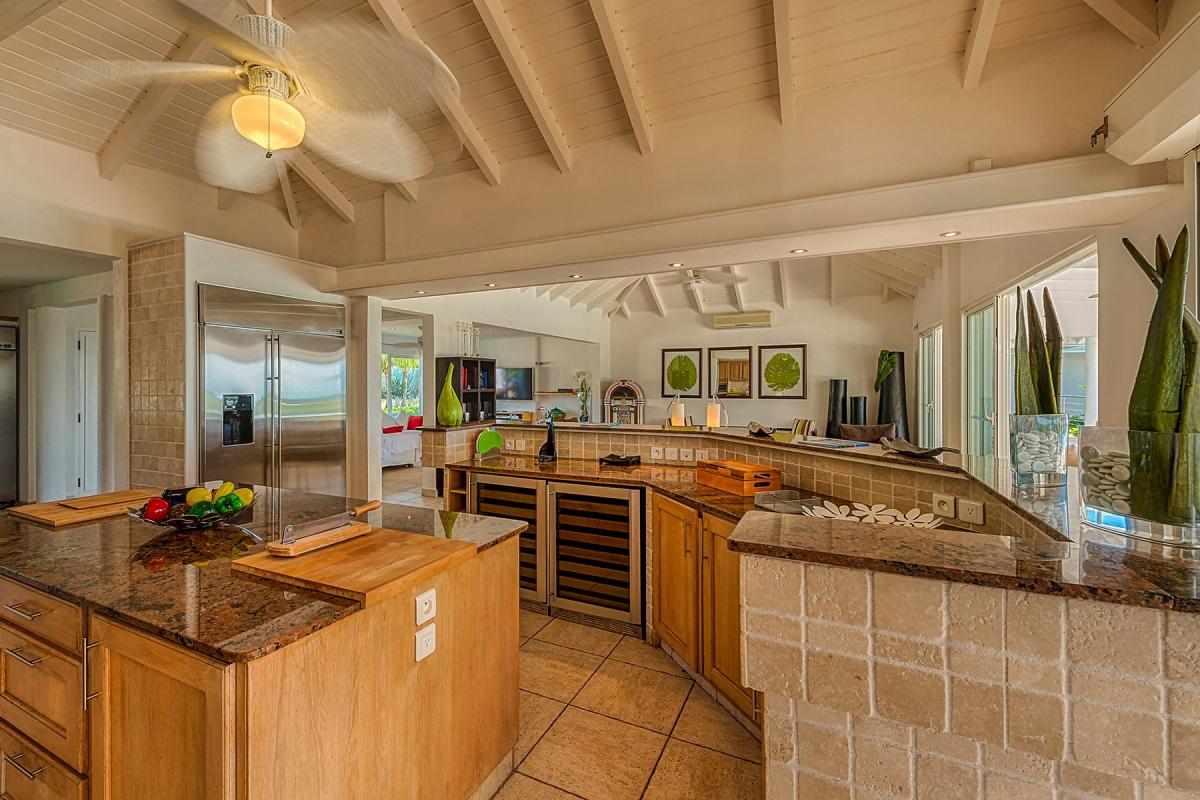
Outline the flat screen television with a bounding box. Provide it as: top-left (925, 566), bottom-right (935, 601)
top-left (496, 367), bottom-right (534, 400)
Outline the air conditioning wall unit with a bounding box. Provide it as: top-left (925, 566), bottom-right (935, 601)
top-left (1105, 11), bottom-right (1200, 164)
top-left (711, 311), bottom-right (773, 329)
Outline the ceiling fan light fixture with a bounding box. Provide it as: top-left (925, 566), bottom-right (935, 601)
top-left (232, 67), bottom-right (304, 152)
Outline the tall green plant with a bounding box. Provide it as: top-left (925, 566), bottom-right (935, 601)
top-left (1013, 287), bottom-right (1062, 415)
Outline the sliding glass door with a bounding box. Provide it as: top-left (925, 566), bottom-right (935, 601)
top-left (965, 303), bottom-right (996, 457)
top-left (918, 326), bottom-right (942, 448)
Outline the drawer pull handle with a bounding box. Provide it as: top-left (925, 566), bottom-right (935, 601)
top-left (2, 603), bottom-right (43, 622)
top-left (3, 647), bottom-right (43, 667)
top-left (4, 753), bottom-right (43, 781)
top-left (82, 637), bottom-right (102, 710)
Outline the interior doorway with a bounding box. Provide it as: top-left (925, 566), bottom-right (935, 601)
top-left (75, 328), bottom-right (99, 495)
top-left (964, 302), bottom-right (997, 458)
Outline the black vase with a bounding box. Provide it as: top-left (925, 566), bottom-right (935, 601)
top-left (876, 351), bottom-right (910, 441)
top-left (849, 396), bottom-right (867, 425)
top-left (538, 420), bottom-right (558, 462)
top-left (826, 379), bottom-right (848, 438)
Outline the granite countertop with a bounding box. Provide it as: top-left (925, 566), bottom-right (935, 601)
top-left (0, 487), bottom-right (524, 662)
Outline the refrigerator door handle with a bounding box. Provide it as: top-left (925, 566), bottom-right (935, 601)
top-left (273, 334), bottom-right (282, 488)
top-left (265, 334), bottom-right (275, 489)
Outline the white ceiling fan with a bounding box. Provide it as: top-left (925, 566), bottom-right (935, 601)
top-left (64, 0), bottom-right (458, 194)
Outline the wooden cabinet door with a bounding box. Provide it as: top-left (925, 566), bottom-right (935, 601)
top-left (88, 616), bottom-right (235, 800)
top-left (701, 514), bottom-right (755, 720)
top-left (0, 619), bottom-right (84, 771)
top-left (652, 493), bottom-right (699, 670)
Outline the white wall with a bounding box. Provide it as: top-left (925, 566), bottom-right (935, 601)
top-left (609, 265), bottom-right (914, 428)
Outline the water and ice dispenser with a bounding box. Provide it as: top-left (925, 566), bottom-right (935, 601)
top-left (222, 394), bottom-right (254, 446)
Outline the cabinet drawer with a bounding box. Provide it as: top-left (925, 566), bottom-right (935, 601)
top-left (0, 621), bottom-right (85, 772)
top-left (0, 721), bottom-right (85, 800)
top-left (0, 577), bottom-right (81, 657)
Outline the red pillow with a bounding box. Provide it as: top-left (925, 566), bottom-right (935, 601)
top-left (382, 425), bottom-right (405, 434)
top-left (407, 415), bottom-right (423, 430)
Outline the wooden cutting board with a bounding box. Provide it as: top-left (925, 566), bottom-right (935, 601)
top-left (232, 528), bottom-right (476, 606)
top-left (695, 459), bottom-right (781, 496)
top-left (7, 488), bottom-right (162, 527)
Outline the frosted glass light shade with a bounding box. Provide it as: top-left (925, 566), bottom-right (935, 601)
top-left (706, 402), bottom-right (721, 428)
top-left (231, 93), bottom-right (305, 151)
top-left (669, 400), bottom-right (685, 426)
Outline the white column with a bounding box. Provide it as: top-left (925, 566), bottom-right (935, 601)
top-left (1084, 335), bottom-right (1099, 426)
top-left (346, 296), bottom-right (382, 501)
top-left (941, 245), bottom-right (964, 450)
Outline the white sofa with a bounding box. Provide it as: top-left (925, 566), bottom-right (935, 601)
top-left (382, 413), bottom-right (422, 468)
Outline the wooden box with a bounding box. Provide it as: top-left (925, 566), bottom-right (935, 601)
top-left (695, 459), bottom-right (781, 496)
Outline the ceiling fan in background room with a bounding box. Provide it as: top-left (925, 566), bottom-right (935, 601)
top-left (59, 0), bottom-right (459, 194)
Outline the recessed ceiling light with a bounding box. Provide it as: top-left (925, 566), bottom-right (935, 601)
top-left (569, 274), bottom-right (583, 279)
top-left (414, 291), bottom-right (425, 295)
top-left (486, 282), bottom-right (499, 287)
top-left (790, 248), bottom-right (808, 255)
top-left (940, 230), bottom-right (962, 238)
top-left (669, 262), bottom-right (684, 268)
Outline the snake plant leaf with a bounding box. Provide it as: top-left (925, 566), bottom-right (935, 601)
top-left (436, 362), bottom-right (464, 427)
top-left (1014, 287), bottom-right (1037, 416)
top-left (666, 354), bottom-right (698, 392)
top-left (1026, 291), bottom-right (1057, 415)
top-left (873, 350), bottom-right (897, 393)
top-left (1043, 288), bottom-right (1063, 410)
top-left (763, 353), bottom-right (801, 392)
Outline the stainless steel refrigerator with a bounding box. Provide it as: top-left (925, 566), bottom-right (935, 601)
top-left (0, 325), bottom-right (16, 508)
top-left (199, 285), bottom-right (347, 496)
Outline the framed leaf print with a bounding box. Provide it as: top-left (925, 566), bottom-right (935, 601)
top-left (661, 348), bottom-right (703, 399)
top-left (757, 344), bottom-right (807, 399)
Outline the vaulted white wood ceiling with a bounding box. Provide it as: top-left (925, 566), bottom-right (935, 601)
top-left (0, 0), bottom-right (1158, 225)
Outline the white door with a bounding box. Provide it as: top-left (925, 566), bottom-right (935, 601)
top-left (75, 330), bottom-right (98, 496)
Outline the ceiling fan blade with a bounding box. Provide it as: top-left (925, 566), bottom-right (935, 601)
top-left (294, 95), bottom-right (433, 183)
top-left (161, 0), bottom-right (290, 69)
top-left (287, 19), bottom-right (456, 121)
top-left (195, 93), bottom-right (284, 194)
top-left (59, 59), bottom-right (240, 90)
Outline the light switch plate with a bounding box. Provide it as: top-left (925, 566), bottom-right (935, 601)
top-left (680, 448), bottom-right (694, 463)
top-left (665, 447), bottom-right (679, 462)
top-left (415, 588), bottom-right (436, 626)
top-left (959, 499), bottom-right (985, 525)
top-left (933, 493), bottom-right (956, 517)
top-left (415, 624), bottom-right (436, 662)
top-left (650, 446), bottom-right (664, 461)
top-left (516, 439), bottom-right (527, 451)
top-left (695, 449), bottom-right (709, 461)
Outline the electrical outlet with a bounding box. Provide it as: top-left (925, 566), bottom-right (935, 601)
top-left (665, 447), bottom-right (679, 462)
top-left (415, 588), bottom-right (436, 626)
top-left (651, 446), bottom-right (664, 461)
top-left (504, 439), bottom-right (515, 450)
top-left (680, 448), bottom-right (694, 463)
top-left (959, 499), bottom-right (985, 525)
top-left (415, 624), bottom-right (436, 662)
top-left (516, 439), bottom-right (527, 451)
top-left (695, 449), bottom-right (709, 462)
top-left (933, 493), bottom-right (956, 517)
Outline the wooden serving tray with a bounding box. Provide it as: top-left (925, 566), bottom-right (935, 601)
top-left (695, 459), bottom-right (781, 496)
top-left (8, 488), bottom-right (162, 527)
top-left (232, 529), bottom-right (476, 606)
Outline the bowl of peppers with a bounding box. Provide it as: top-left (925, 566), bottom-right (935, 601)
top-left (130, 482), bottom-right (256, 531)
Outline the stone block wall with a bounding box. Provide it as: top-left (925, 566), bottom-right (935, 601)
top-left (741, 555), bottom-right (1200, 799)
top-left (127, 237), bottom-right (185, 488)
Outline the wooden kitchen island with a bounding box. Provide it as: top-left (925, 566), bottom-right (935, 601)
top-left (0, 488), bottom-right (524, 800)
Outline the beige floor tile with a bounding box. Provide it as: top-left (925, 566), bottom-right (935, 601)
top-left (572, 659), bottom-right (692, 734)
top-left (609, 636), bottom-right (687, 676)
top-left (520, 707), bottom-right (666, 800)
top-left (534, 618), bottom-right (622, 657)
top-left (494, 773), bottom-right (579, 799)
top-left (517, 690), bottom-right (566, 763)
top-left (672, 687), bottom-right (762, 763)
top-left (520, 640), bottom-right (604, 703)
top-left (520, 609), bottom-right (552, 639)
top-left (643, 738), bottom-right (762, 800)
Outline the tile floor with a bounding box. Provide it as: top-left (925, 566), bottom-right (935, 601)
top-left (493, 609), bottom-right (763, 800)
top-left (382, 466), bottom-right (441, 508)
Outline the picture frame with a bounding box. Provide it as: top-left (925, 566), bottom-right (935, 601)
top-left (661, 348), bottom-right (703, 398)
top-left (757, 344), bottom-right (807, 399)
top-left (708, 347), bottom-right (754, 399)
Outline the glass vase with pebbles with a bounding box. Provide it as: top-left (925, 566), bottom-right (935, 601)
top-left (1009, 414), bottom-right (1068, 487)
top-left (1078, 426), bottom-right (1200, 547)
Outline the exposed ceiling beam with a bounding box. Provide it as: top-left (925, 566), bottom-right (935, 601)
top-left (535, 285), bottom-right (554, 298)
top-left (0, 0), bottom-right (66, 42)
top-left (852, 253), bottom-right (926, 288)
top-left (472, 0), bottom-right (572, 173)
top-left (866, 251), bottom-right (932, 283)
top-left (898, 246), bottom-right (943, 271)
top-left (393, 181), bottom-right (419, 203)
top-left (776, 260), bottom-right (790, 309)
top-left (728, 265), bottom-right (747, 311)
top-left (1081, 0), bottom-right (1158, 46)
top-left (686, 275), bottom-right (707, 314)
top-left (608, 304), bottom-right (630, 319)
top-left (588, 0), bottom-right (652, 154)
top-left (575, 278), bottom-right (623, 307)
top-left (843, 258), bottom-right (918, 298)
top-left (644, 276), bottom-right (667, 317)
top-left (588, 278), bottom-right (636, 311)
top-left (217, 187), bottom-right (238, 211)
top-left (771, 0), bottom-right (795, 125)
top-left (548, 283), bottom-right (577, 301)
top-left (962, 0), bottom-right (1001, 90)
top-left (276, 160), bottom-right (301, 230)
top-left (288, 151), bottom-right (355, 222)
top-left (366, 0), bottom-right (502, 187)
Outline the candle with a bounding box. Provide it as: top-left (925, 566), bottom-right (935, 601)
top-left (669, 400), bottom-right (685, 426)
top-left (706, 402), bottom-right (721, 429)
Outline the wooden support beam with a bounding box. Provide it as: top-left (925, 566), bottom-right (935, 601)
top-left (1081, 0), bottom-right (1158, 46)
top-left (591, 278), bottom-right (640, 312)
top-left (472, 0), bottom-right (572, 173)
top-left (366, 0), bottom-right (502, 187)
top-left (844, 258), bottom-right (918, 298)
top-left (535, 285), bottom-right (554, 298)
top-left (644, 275), bottom-right (667, 317)
top-left (776, 260), bottom-right (790, 309)
top-left (588, 0), bottom-right (652, 154)
top-left (573, 279), bottom-right (617, 307)
top-left (217, 187), bottom-right (238, 211)
top-left (686, 275), bottom-right (707, 315)
top-left (772, 0), bottom-right (795, 124)
top-left (728, 265), bottom-right (747, 311)
top-left (0, 0), bottom-right (66, 43)
top-left (393, 181), bottom-right (419, 203)
top-left (962, 0), bottom-right (1001, 90)
top-left (861, 251), bottom-right (930, 284)
top-left (276, 160), bottom-right (301, 230)
top-left (288, 151), bottom-right (355, 222)
top-left (548, 283), bottom-right (576, 301)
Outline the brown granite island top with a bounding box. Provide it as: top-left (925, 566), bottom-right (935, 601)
top-left (0, 486), bottom-right (525, 662)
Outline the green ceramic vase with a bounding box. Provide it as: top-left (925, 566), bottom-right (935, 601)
top-left (437, 363), bottom-right (464, 427)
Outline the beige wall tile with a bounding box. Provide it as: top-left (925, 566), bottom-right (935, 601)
top-left (1007, 655), bottom-right (1062, 694)
top-left (950, 678), bottom-right (1004, 746)
top-left (874, 663), bottom-right (945, 731)
top-left (743, 557), bottom-right (804, 616)
top-left (1165, 611), bottom-right (1200, 684)
top-left (1169, 720), bottom-right (1200, 791)
top-left (949, 645), bottom-right (1004, 682)
top-left (1067, 600), bottom-right (1161, 677)
top-left (984, 744), bottom-right (1054, 782)
top-left (1070, 667), bottom-right (1161, 714)
top-left (806, 652), bottom-right (870, 716)
top-left (1057, 762), bottom-right (1135, 800)
top-left (1071, 702), bottom-right (1164, 779)
top-left (985, 774), bottom-right (1053, 800)
top-left (1006, 689), bottom-right (1064, 760)
top-left (916, 754), bottom-right (979, 800)
top-left (948, 584), bottom-right (1003, 649)
top-left (1006, 592), bottom-right (1064, 660)
top-left (808, 621), bottom-right (869, 657)
top-left (795, 772), bottom-right (850, 799)
top-left (805, 565), bottom-right (868, 625)
top-left (744, 635), bottom-right (806, 697)
top-left (876, 632), bottom-right (943, 670)
top-left (916, 728), bottom-right (979, 764)
top-left (796, 721), bottom-right (849, 780)
top-left (854, 737), bottom-right (911, 798)
top-left (872, 572), bottom-right (944, 638)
